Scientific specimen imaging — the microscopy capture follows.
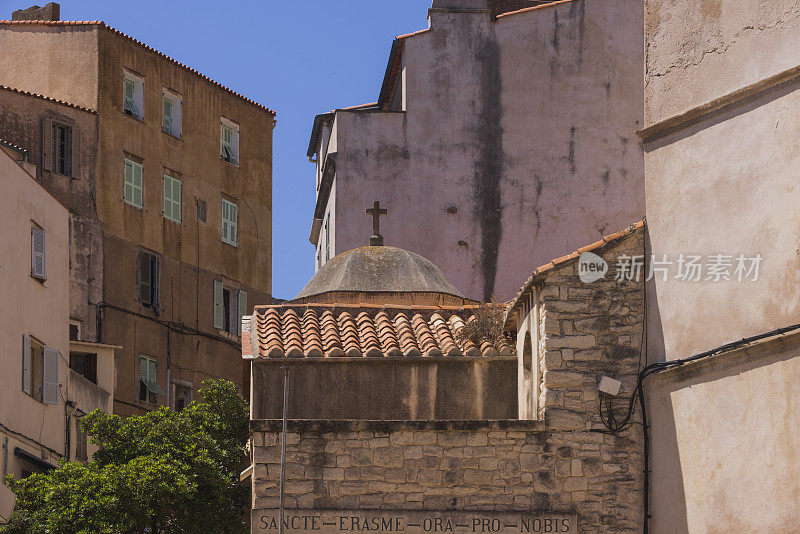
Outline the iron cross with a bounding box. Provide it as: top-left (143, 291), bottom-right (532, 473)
top-left (366, 200), bottom-right (387, 246)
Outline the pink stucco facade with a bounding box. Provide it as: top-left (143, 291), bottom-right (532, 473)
top-left (309, 0), bottom-right (645, 302)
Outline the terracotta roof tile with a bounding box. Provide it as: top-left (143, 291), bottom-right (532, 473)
top-left (0, 21), bottom-right (275, 116)
top-left (247, 304), bottom-right (514, 360)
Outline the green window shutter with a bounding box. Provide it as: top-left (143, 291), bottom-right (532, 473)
top-left (230, 203), bottom-right (238, 245)
top-left (173, 177), bottom-right (181, 222)
top-left (163, 175), bottom-right (169, 218)
top-left (22, 335), bottom-right (31, 395)
top-left (213, 280), bottom-right (224, 329)
top-left (163, 97), bottom-right (172, 132)
top-left (238, 290), bottom-right (247, 335)
top-left (124, 78), bottom-right (136, 116)
top-left (42, 347), bottom-right (59, 405)
top-left (133, 163), bottom-right (143, 207)
top-left (124, 160), bottom-right (133, 203)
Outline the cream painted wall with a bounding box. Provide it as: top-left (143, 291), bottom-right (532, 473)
top-left (645, 0), bottom-right (800, 126)
top-left (0, 150), bottom-right (69, 514)
top-left (647, 334), bottom-right (800, 533)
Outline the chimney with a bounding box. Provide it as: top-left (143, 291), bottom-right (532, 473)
top-left (12, 2), bottom-right (60, 21)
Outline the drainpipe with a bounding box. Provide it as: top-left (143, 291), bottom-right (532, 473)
top-left (64, 401), bottom-right (77, 459)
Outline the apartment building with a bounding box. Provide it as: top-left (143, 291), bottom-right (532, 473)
top-left (0, 145), bottom-right (116, 523)
top-left (0, 8), bottom-right (275, 416)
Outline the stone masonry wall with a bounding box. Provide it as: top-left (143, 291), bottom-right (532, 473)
top-left (250, 231), bottom-right (645, 534)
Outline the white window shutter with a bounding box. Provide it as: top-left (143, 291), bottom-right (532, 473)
top-left (31, 227), bottom-right (46, 279)
top-left (42, 348), bottom-right (59, 405)
top-left (213, 280), bottom-right (224, 329)
top-left (238, 290), bottom-right (247, 335)
top-left (22, 335), bottom-right (31, 395)
top-left (231, 204), bottom-right (238, 245)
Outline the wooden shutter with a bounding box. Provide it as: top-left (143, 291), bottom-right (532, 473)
top-left (138, 254), bottom-right (152, 305)
top-left (221, 200), bottom-right (229, 242)
top-left (230, 203), bottom-right (238, 245)
top-left (213, 280), bottom-right (224, 329)
top-left (42, 348), bottom-right (59, 405)
top-left (133, 162), bottom-right (143, 207)
top-left (22, 335), bottom-right (31, 395)
top-left (31, 227), bottom-right (46, 280)
top-left (238, 290), bottom-right (247, 335)
top-left (41, 117), bottom-right (53, 172)
top-left (70, 126), bottom-right (79, 177)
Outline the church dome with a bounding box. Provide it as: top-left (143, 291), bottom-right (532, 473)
top-left (294, 246), bottom-right (470, 305)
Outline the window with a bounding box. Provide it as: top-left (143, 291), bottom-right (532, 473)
top-left (41, 117), bottom-right (79, 177)
top-left (123, 158), bottom-right (143, 208)
top-left (69, 320), bottom-right (81, 342)
top-left (75, 419), bottom-right (88, 462)
top-left (123, 72), bottom-right (144, 119)
top-left (138, 355), bottom-right (163, 404)
top-left (213, 280), bottom-right (246, 335)
top-left (137, 252), bottom-right (159, 310)
top-left (174, 384), bottom-right (192, 412)
top-left (22, 335), bottom-right (58, 405)
top-left (220, 119), bottom-right (239, 165)
top-left (52, 123), bottom-right (72, 175)
top-left (163, 174), bottom-right (181, 223)
top-left (31, 225), bottom-right (46, 281)
top-left (221, 199), bottom-right (238, 246)
top-left (162, 90), bottom-right (181, 137)
top-left (69, 352), bottom-right (97, 384)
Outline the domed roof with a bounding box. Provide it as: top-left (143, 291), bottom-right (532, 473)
top-left (296, 246), bottom-right (465, 301)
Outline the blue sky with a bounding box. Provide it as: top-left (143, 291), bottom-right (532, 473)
top-left (49, 0), bottom-right (432, 299)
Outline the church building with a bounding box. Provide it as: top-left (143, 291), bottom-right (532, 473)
top-left (244, 208), bottom-right (647, 533)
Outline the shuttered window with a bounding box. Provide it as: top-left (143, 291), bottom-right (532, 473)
top-left (31, 226), bottom-right (46, 280)
top-left (221, 199), bottom-right (238, 246)
top-left (22, 336), bottom-right (58, 405)
top-left (138, 355), bottom-right (163, 404)
top-left (137, 252), bottom-right (159, 310)
top-left (123, 73), bottom-right (143, 119)
top-left (163, 174), bottom-right (181, 223)
top-left (220, 120), bottom-right (239, 165)
top-left (124, 158), bottom-right (143, 208)
top-left (162, 90), bottom-right (182, 137)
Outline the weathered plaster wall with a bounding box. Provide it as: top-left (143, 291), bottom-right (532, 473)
top-left (647, 333), bottom-right (800, 533)
top-left (0, 150), bottom-right (69, 509)
top-left (0, 87), bottom-right (102, 341)
top-left (645, 0), bottom-right (800, 126)
top-left (0, 24), bottom-right (99, 110)
top-left (324, 0), bottom-right (644, 301)
top-left (251, 359), bottom-right (517, 420)
top-left (102, 234), bottom-right (266, 416)
top-left (644, 77), bottom-right (800, 361)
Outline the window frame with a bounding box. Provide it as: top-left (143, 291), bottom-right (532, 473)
top-left (220, 198), bottom-right (238, 247)
top-left (162, 89), bottom-right (182, 138)
top-left (122, 72), bottom-right (144, 120)
top-left (123, 158), bottom-right (144, 209)
top-left (52, 123), bottom-right (72, 176)
top-left (137, 251), bottom-right (159, 309)
top-left (138, 355), bottom-right (160, 405)
top-left (219, 118), bottom-right (239, 166)
top-left (162, 173), bottom-right (182, 224)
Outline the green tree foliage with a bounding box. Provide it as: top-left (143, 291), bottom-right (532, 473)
top-left (2, 379), bottom-right (249, 534)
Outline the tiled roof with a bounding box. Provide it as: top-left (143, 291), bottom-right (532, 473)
top-left (0, 136), bottom-right (29, 155)
top-left (0, 20), bottom-right (275, 116)
top-left (246, 304), bottom-right (514, 359)
top-left (505, 219), bottom-right (646, 320)
top-left (0, 83), bottom-right (96, 114)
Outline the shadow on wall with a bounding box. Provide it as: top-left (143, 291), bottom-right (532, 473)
top-left (644, 226), bottom-right (666, 364)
